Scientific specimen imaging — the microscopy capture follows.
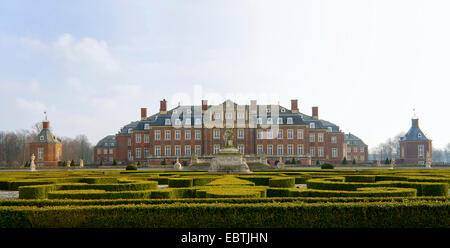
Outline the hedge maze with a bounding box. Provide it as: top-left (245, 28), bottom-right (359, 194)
top-left (0, 169), bottom-right (449, 227)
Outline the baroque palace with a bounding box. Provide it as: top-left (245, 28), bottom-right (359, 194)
top-left (94, 99), bottom-right (368, 166)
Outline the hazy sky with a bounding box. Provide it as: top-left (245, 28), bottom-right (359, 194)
top-left (0, 0), bottom-right (449, 150)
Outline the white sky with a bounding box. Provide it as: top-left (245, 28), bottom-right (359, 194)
top-left (0, 0), bottom-right (449, 149)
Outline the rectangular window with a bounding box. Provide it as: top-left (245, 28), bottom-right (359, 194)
top-left (238, 113), bottom-right (245, 119)
top-left (185, 145), bottom-right (191, 156)
top-left (38, 148), bottom-right (44, 160)
top-left (418, 145), bottom-right (424, 157)
top-left (331, 136), bottom-right (337, 143)
top-left (332, 148), bottom-right (338, 158)
top-left (257, 130), bottom-right (263, 139)
top-left (136, 148), bottom-right (141, 159)
top-left (310, 147), bottom-right (315, 157)
top-left (175, 130), bottom-right (181, 140)
top-left (136, 134), bottom-right (141, 143)
top-left (109, 149), bottom-right (113, 154)
top-left (213, 130), bottom-right (220, 139)
top-left (144, 148), bottom-right (149, 158)
top-left (318, 147), bottom-right (323, 157)
top-left (310, 134), bottom-right (315, 142)
top-left (175, 146), bottom-right (181, 156)
top-left (257, 145), bottom-right (263, 155)
top-left (195, 145), bottom-right (201, 155)
top-left (226, 113), bottom-right (233, 120)
top-left (360, 155), bottom-right (365, 161)
top-left (165, 146), bottom-right (171, 156)
top-left (97, 149), bottom-right (101, 155)
top-left (128, 138), bottom-right (131, 146)
top-left (144, 135), bottom-right (149, 143)
top-left (185, 130), bottom-right (191, 140)
top-left (128, 150), bottom-right (132, 160)
top-left (214, 145), bottom-right (220, 154)
top-left (278, 130), bottom-right (283, 139)
top-left (297, 129), bottom-right (304, 139)
top-left (155, 130), bottom-right (161, 140)
top-left (267, 131), bottom-right (273, 139)
top-left (360, 147), bottom-right (364, 153)
top-left (297, 145), bottom-right (303, 155)
top-left (287, 129), bottom-right (293, 139)
top-left (155, 146), bottom-right (161, 157)
top-left (287, 145), bottom-right (293, 155)
top-left (318, 133), bottom-right (323, 142)
top-left (277, 145), bottom-right (283, 155)
top-left (238, 129), bottom-right (244, 139)
top-left (267, 145), bottom-right (273, 155)
top-left (238, 145), bottom-right (244, 154)
top-left (195, 130), bottom-right (201, 140)
top-left (104, 149), bottom-right (107, 155)
top-left (165, 130), bottom-right (171, 140)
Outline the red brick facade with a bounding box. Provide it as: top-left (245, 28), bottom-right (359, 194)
top-left (29, 121), bottom-right (62, 167)
top-left (103, 100), bottom-right (362, 166)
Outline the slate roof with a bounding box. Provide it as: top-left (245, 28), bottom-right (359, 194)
top-left (31, 128), bottom-right (61, 144)
top-left (344, 133), bottom-right (366, 146)
top-left (95, 135), bottom-right (117, 148)
top-left (125, 100), bottom-right (341, 132)
top-left (400, 119), bottom-right (429, 141)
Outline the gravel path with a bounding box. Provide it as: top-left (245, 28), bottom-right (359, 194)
top-left (0, 191), bottom-right (19, 199)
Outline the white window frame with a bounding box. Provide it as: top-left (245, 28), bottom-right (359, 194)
top-left (287, 118), bottom-right (293, 124)
top-left (185, 130), bottom-right (191, 140)
top-left (297, 129), bottom-right (304, 139)
top-left (238, 129), bottom-right (244, 139)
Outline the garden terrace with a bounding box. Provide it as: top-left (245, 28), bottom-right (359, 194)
top-left (0, 169), bottom-right (449, 227)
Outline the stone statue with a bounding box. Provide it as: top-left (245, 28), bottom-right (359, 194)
top-left (174, 157), bottom-right (183, 170)
top-left (224, 128), bottom-right (234, 148)
top-left (67, 160), bottom-right (71, 167)
top-left (277, 157), bottom-right (285, 169)
top-left (390, 158), bottom-right (395, 169)
top-left (425, 152), bottom-right (432, 168)
top-left (79, 159), bottom-right (84, 168)
top-left (30, 153), bottom-right (36, 172)
top-left (376, 159), bottom-right (381, 167)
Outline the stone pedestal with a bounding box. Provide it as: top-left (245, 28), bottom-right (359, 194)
top-left (208, 147), bottom-right (252, 174)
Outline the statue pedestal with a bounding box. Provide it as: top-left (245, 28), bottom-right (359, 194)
top-left (208, 147), bottom-right (252, 174)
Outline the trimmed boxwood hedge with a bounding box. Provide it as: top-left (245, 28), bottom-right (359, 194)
top-left (269, 177), bottom-right (295, 188)
top-left (18, 185), bottom-right (57, 199)
top-left (344, 175), bottom-right (376, 183)
top-left (1, 201), bottom-right (449, 228)
top-left (168, 178), bottom-right (193, 188)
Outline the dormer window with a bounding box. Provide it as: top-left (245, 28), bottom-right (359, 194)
top-left (309, 123), bottom-right (315, 129)
top-left (287, 118), bottom-right (293, 124)
top-left (226, 113), bottom-right (233, 120)
top-left (144, 124), bottom-right (150, 130)
top-left (40, 136), bottom-right (44, 141)
top-left (277, 117), bottom-right (283, 124)
top-left (174, 119), bottom-right (181, 126)
top-left (257, 118), bottom-right (263, 124)
top-left (128, 128), bottom-right (132, 134)
top-left (214, 113), bottom-right (221, 119)
top-left (418, 133), bottom-right (422, 138)
top-left (281, 108), bottom-right (286, 112)
top-left (328, 127), bottom-right (333, 132)
top-left (165, 119), bottom-right (171, 125)
top-left (267, 118), bottom-right (273, 124)
top-left (186, 109), bottom-right (192, 114)
top-left (185, 118), bottom-right (191, 126)
top-left (237, 113), bottom-right (245, 119)
top-left (195, 118), bottom-right (202, 126)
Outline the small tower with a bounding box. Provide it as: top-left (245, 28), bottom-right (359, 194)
top-left (399, 110), bottom-right (432, 165)
top-left (28, 113), bottom-right (63, 167)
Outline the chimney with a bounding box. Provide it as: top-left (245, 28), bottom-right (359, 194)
top-left (202, 100), bottom-right (208, 112)
top-left (291, 99), bottom-right (298, 113)
top-left (141, 108), bottom-right (147, 120)
top-left (42, 121), bottom-right (50, 129)
top-left (312, 106), bottom-right (319, 120)
top-left (250, 100), bottom-right (257, 113)
top-left (160, 99), bottom-right (167, 114)
top-left (412, 118), bottom-right (419, 128)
